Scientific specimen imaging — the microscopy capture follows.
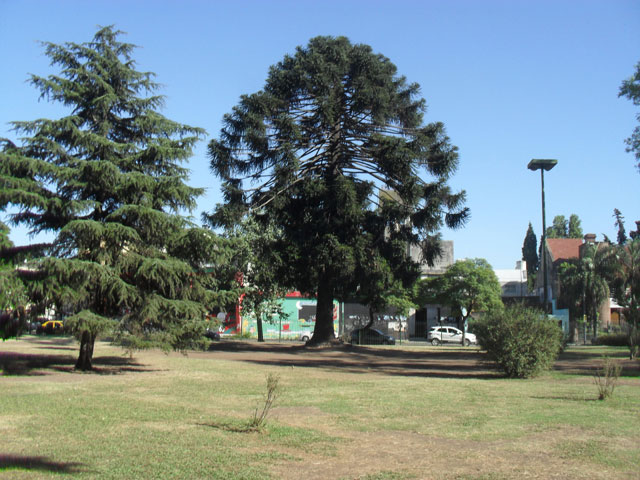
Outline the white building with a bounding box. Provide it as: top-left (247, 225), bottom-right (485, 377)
top-left (494, 260), bottom-right (531, 298)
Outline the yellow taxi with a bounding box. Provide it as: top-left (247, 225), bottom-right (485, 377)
top-left (37, 320), bottom-right (64, 334)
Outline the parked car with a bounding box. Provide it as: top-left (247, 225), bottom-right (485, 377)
top-left (427, 326), bottom-right (476, 346)
top-left (350, 327), bottom-right (395, 345)
top-left (300, 331), bottom-right (338, 342)
top-left (204, 328), bottom-right (221, 341)
top-left (36, 320), bottom-right (64, 335)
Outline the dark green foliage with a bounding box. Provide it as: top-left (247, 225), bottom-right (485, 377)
top-left (568, 214), bottom-right (583, 239)
top-left (208, 36), bottom-right (467, 343)
top-left (220, 217), bottom-right (290, 342)
top-left (415, 258), bottom-right (503, 317)
top-left (415, 258), bottom-right (502, 346)
top-left (607, 237), bottom-right (640, 358)
top-left (613, 209), bottom-right (627, 245)
top-left (546, 214), bottom-right (583, 239)
top-left (546, 215), bottom-right (567, 239)
top-left (0, 221), bottom-right (11, 251)
top-left (557, 243), bottom-right (613, 341)
top-left (592, 333), bottom-right (629, 347)
top-left (0, 27), bottom-right (235, 368)
top-left (474, 305), bottom-right (563, 378)
top-left (522, 222), bottom-right (538, 288)
top-left (618, 60), bottom-right (640, 170)
top-left (0, 221), bottom-right (29, 339)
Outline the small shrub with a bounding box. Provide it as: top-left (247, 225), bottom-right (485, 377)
top-left (474, 305), bottom-right (563, 378)
top-left (594, 357), bottom-right (622, 400)
top-left (247, 373), bottom-right (281, 431)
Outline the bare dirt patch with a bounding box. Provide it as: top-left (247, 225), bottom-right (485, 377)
top-left (268, 429), bottom-right (624, 480)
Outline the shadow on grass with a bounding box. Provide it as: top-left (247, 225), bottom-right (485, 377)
top-left (198, 421), bottom-right (263, 433)
top-left (0, 351), bottom-right (156, 376)
top-left (554, 349), bottom-right (640, 377)
top-left (35, 345), bottom-right (78, 351)
top-left (531, 395), bottom-right (600, 402)
top-left (0, 454), bottom-right (89, 474)
top-left (207, 341), bottom-right (501, 379)
top-left (1, 335), bottom-right (160, 376)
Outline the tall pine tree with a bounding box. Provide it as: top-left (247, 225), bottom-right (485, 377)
top-left (208, 36), bottom-right (468, 344)
top-left (0, 26), bottom-right (235, 369)
top-left (522, 222), bottom-right (538, 277)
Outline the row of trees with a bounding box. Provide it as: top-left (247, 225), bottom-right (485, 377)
top-left (1, 27), bottom-right (468, 367)
top-left (3, 26), bottom-right (637, 369)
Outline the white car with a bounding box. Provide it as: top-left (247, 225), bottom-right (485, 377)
top-left (300, 331), bottom-right (338, 342)
top-left (427, 326), bottom-right (476, 346)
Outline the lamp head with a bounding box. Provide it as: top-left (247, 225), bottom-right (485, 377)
top-left (528, 159), bottom-right (558, 171)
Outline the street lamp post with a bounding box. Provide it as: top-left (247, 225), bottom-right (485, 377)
top-left (528, 158), bottom-right (557, 314)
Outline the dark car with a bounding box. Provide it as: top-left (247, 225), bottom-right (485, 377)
top-left (350, 327), bottom-right (395, 345)
top-left (204, 328), bottom-right (221, 341)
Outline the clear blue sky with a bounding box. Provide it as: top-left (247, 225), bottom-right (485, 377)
top-left (1, 0), bottom-right (639, 269)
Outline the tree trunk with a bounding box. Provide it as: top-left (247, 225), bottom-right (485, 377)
top-left (75, 330), bottom-right (96, 371)
top-left (628, 324), bottom-right (639, 360)
top-left (461, 315), bottom-right (467, 346)
top-left (309, 276), bottom-right (335, 345)
top-left (568, 316), bottom-right (577, 343)
top-left (256, 307), bottom-right (264, 342)
top-left (366, 306), bottom-right (375, 329)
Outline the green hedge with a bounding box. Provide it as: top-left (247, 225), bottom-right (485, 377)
top-left (592, 333), bottom-right (628, 347)
top-left (474, 305), bottom-right (564, 378)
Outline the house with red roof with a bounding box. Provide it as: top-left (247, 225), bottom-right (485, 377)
top-left (536, 234), bottom-right (612, 338)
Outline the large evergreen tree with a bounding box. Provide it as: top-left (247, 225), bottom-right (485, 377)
top-left (619, 60), bottom-right (640, 171)
top-left (208, 36), bottom-right (468, 344)
top-left (0, 27), bottom-right (235, 369)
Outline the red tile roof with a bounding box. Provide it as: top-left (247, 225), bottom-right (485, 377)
top-left (546, 238), bottom-right (582, 263)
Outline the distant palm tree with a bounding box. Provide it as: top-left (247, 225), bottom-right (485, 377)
top-left (609, 239), bottom-right (640, 358)
top-left (558, 243), bottom-right (613, 342)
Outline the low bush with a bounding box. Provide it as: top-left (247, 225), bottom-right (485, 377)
top-left (592, 333), bottom-right (628, 347)
top-left (594, 356), bottom-right (622, 400)
top-left (474, 305), bottom-right (564, 378)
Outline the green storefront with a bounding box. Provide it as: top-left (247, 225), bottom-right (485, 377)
top-left (241, 293), bottom-right (340, 340)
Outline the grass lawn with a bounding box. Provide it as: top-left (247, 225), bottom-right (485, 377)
top-left (1, 336), bottom-right (638, 479)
